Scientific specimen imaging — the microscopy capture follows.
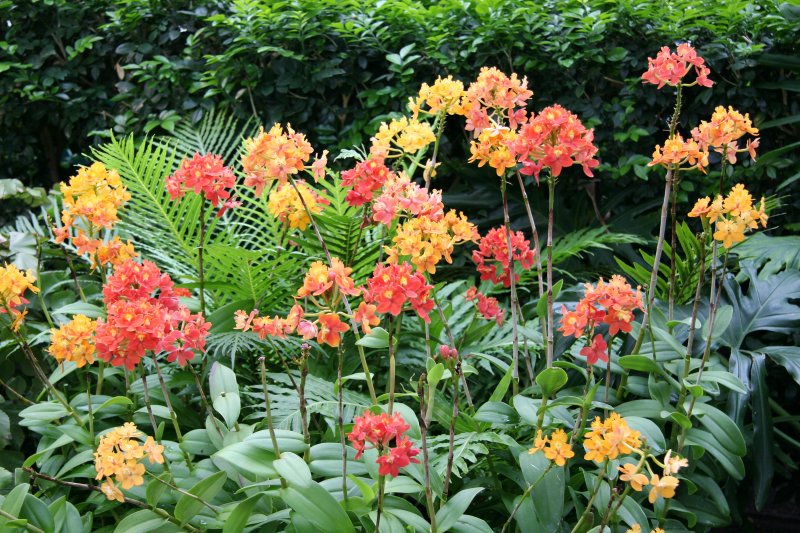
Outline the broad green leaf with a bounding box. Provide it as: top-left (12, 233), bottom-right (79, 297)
top-left (223, 494), bottom-right (263, 533)
top-left (113, 510), bottom-right (183, 533)
top-left (693, 403), bottom-right (746, 456)
top-left (684, 428), bottom-right (745, 480)
top-left (174, 471), bottom-right (227, 523)
top-left (435, 487), bottom-right (483, 532)
top-left (535, 367), bottom-right (568, 396)
top-left (210, 362), bottom-right (240, 429)
top-left (355, 327), bottom-right (391, 349)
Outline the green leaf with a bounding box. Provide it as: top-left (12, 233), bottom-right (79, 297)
top-left (489, 366), bottom-right (514, 403)
top-left (750, 353), bottom-right (773, 511)
top-left (114, 510), bottom-right (183, 533)
top-left (276, 453), bottom-right (355, 533)
top-left (474, 402), bottom-right (518, 425)
top-left (146, 474), bottom-right (170, 507)
top-left (624, 416), bottom-right (666, 453)
top-left (174, 470), bottom-right (227, 524)
top-left (435, 487), bottom-right (483, 532)
top-left (520, 451), bottom-right (564, 530)
top-left (0, 483), bottom-right (29, 518)
top-left (702, 305), bottom-right (732, 341)
top-left (355, 327), bottom-right (391, 349)
top-left (684, 428), bottom-right (745, 480)
top-left (210, 362), bottom-right (240, 429)
top-left (223, 494), bottom-right (263, 533)
top-left (427, 363), bottom-right (445, 387)
top-left (618, 355), bottom-right (666, 376)
top-left (535, 367), bottom-right (568, 396)
top-left (693, 403), bottom-right (746, 456)
top-left (536, 279), bottom-right (563, 318)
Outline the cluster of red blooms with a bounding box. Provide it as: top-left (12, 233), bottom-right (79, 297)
top-left (95, 259), bottom-right (210, 370)
top-left (234, 258), bottom-right (359, 348)
top-left (347, 411), bottom-right (420, 478)
top-left (472, 226), bottom-right (537, 288)
top-left (372, 174), bottom-right (444, 226)
top-left (341, 157), bottom-right (396, 207)
top-left (460, 66), bottom-right (533, 134)
top-left (165, 153), bottom-right (239, 216)
top-left (559, 275), bottom-right (643, 365)
top-left (514, 104), bottom-right (600, 182)
top-left (465, 287), bottom-right (505, 326)
top-left (641, 43), bottom-right (713, 89)
top-left (364, 263), bottom-right (435, 322)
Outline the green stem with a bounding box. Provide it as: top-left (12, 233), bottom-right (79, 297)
top-left (501, 173), bottom-right (521, 391)
top-left (152, 358), bottom-right (194, 470)
top-left (501, 463), bottom-right (555, 533)
top-left (387, 317), bottom-right (396, 414)
top-left (418, 377), bottom-right (437, 533)
top-left (545, 173), bottom-right (556, 368)
top-left (259, 357), bottom-right (287, 488)
top-left (198, 202), bottom-right (207, 318)
top-left (288, 177), bottom-right (377, 404)
top-left (570, 461), bottom-right (608, 533)
top-left (442, 373), bottom-right (460, 503)
top-left (188, 364), bottom-right (224, 439)
top-left (95, 361), bottom-right (105, 396)
top-left (0, 509), bottom-right (45, 533)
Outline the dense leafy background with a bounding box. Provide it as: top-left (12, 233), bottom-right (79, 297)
top-left (2, 1), bottom-right (798, 208)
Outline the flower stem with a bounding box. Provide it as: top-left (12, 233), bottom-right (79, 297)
top-left (442, 371), bottom-right (460, 504)
top-left (152, 358), bottom-right (194, 470)
top-left (501, 463), bottom-right (555, 533)
top-left (545, 174), bottom-right (557, 368)
top-left (259, 356), bottom-right (287, 488)
top-left (198, 202), bottom-right (207, 318)
top-left (501, 173), bottom-right (521, 391)
top-left (188, 364), bottom-right (224, 439)
top-left (418, 376), bottom-right (437, 532)
top-left (288, 176), bottom-right (377, 404)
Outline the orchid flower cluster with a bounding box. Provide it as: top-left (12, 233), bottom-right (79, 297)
top-left (688, 183), bottom-right (768, 248)
top-left (347, 411), bottom-right (420, 478)
top-left (53, 162), bottom-right (137, 270)
top-left (558, 275), bottom-right (644, 365)
top-left (0, 262), bottom-right (39, 331)
top-left (166, 152), bottom-right (240, 217)
top-left (94, 423), bottom-right (164, 502)
top-left (94, 259), bottom-right (210, 370)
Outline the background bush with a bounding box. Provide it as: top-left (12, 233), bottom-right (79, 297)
top-left (2, 0), bottom-right (798, 214)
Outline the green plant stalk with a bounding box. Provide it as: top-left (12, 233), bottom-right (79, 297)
top-left (501, 462), bottom-right (555, 533)
top-left (87, 381), bottom-right (95, 443)
top-left (600, 453), bottom-right (647, 529)
top-left (288, 176), bottom-right (377, 404)
top-left (23, 467), bottom-right (197, 532)
top-left (677, 250), bottom-right (729, 452)
top-left (674, 231), bottom-right (707, 417)
top-left (375, 474), bottom-right (387, 533)
top-left (632, 84), bottom-right (684, 355)
top-left (3, 316), bottom-right (84, 426)
top-left (418, 377), bottom-right (437, 533)
top-left (147, 471), bottom-right (218, 513)
top-left (137, 366), bottom-right (172, 477)
top-left (259, 357), bottom-right (288, 489)
top-left (0, 377), bottom-right (34, 405)
top-left (152, 358), bottom-right (194, 470)
top-left (545, 173), bottom-right (556, 368)
top-left (570, 461), bottom-right (608, 533)
top-left (515, 170), bottom-right (545, 299)
top-left (198, 201), bottom-right (207, 318)
top-left (605, 339), bottom-right (613, 408)
top-left (337, 345), bottom-right (348, 503)
top-left (500, 173), bottom-right (521, 392)
top-left (95, 361), bottom-right (105, 396)
top-left (424, 112), bottom-right (447, 190)
top-left (188, 364), bottom-right (224, 439)
top-left (431, 287), bottom-right (475, 413)
top-left (34, 239), bottom-right (54, 329)
top-left (667, 171), bottom-right (682, 327)
top-left (388, 316), bottom-right (397, 414)
top-left (536, 395), bottom-right (549, 432)
top-left (442, 371), bottom-right (460, 503)
top-left (299, 354), bottom-right (310, 453)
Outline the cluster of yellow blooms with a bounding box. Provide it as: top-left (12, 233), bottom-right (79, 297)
top-left (267, 180), bottom-right (328, 231)
top-left (53, 162), bottom-right (136, 270)
top-left (583, 412), bottom-right (642, 462)
top-left (47, 314), bottom-right (97, 368)
top-left (688, 183), bottom-right (768, 248)
top-left (387, 210), bottom-right (478, 274)
top-left (0, 263), bottom-right (39, 331)
top-left (370, 116), bottom-right (436, 158)
top-left (468, 127), bottom-right (518, 176)
top-left (408, 75), bottom-right (466, 119)
top-left (529, 428), bottom-right (575, 466)
top-left (618, 449), bottom-right (687, 504)
top-left (627, 526), bottom-right (665, 533)
top-left (94, 423), bottom-right (164, 502)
